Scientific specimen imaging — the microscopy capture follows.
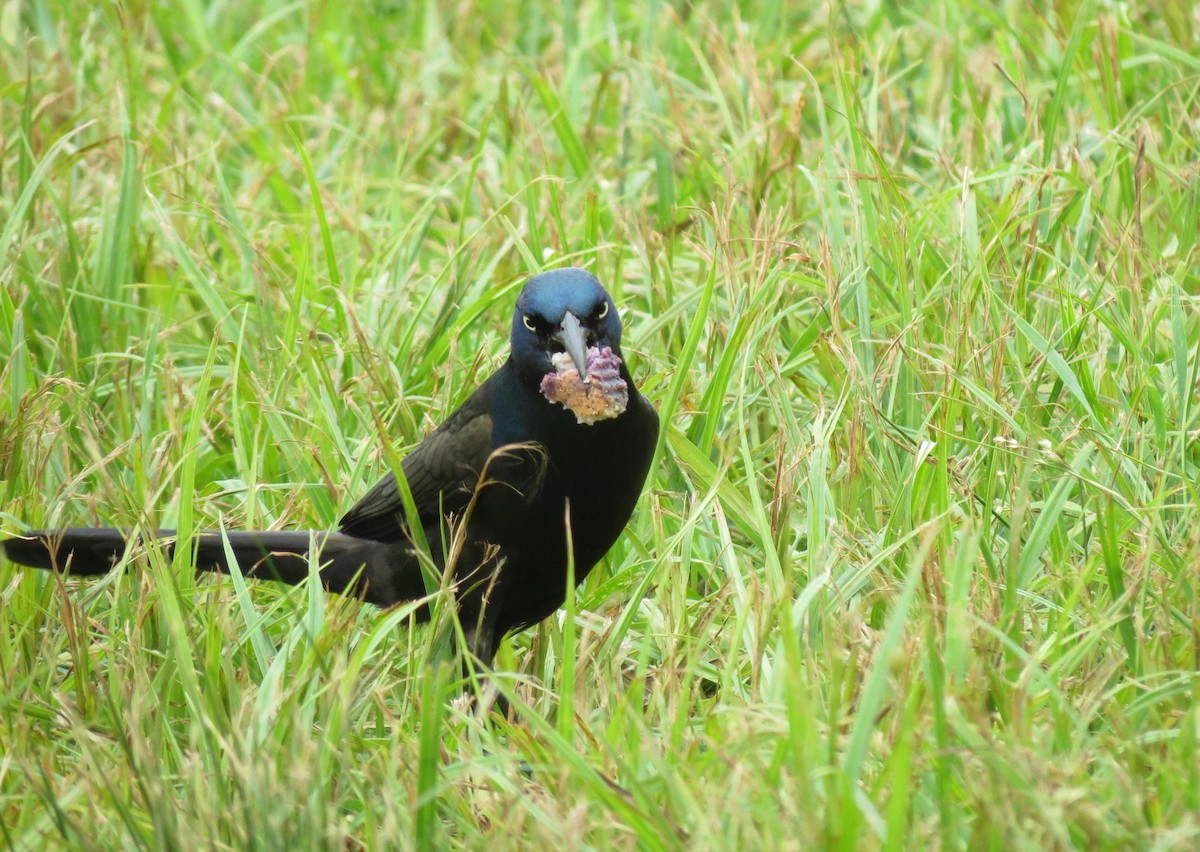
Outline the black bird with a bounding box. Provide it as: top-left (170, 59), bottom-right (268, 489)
top-left (2, 268), bottom-right (658, 667)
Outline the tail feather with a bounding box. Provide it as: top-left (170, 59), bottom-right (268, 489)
top-left (2, 528), bottom-right (425, 609)
top-left (3, 528), bottom-right (131, 574)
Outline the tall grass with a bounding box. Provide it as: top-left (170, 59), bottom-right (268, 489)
top-left (2, 0), bottom-right (1199, 847)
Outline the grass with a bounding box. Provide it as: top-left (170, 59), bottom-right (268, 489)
top-left (2, 0), bottom-right (1199, 847)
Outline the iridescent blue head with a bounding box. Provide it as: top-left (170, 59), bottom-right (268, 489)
top-left (510, 268), bottom-right (623, 385)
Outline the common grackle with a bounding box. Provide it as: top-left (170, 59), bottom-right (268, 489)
top-left (2, 268), bottom-right (659, 667)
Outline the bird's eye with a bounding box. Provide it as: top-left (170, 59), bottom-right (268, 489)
top-left (595, 301), bottom-right (609, 320)
top-left (523, 314), bottom-right (537, 332)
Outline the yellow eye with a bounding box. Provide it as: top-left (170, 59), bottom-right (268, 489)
top-left (596, 301), bottom-right (609, 320)
top-left (523, 314), bottom-right (537, 332)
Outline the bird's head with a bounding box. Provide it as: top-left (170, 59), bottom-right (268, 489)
top-left (511, 268), bottom-right (622, 378)
top-left (510, 268), bottom-right (629, 424)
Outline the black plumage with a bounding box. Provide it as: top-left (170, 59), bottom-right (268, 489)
top-left (2, 268), bottom-right (658, 667)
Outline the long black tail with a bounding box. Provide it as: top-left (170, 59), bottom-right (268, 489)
top-left (2, 528), bottom-right (425, 608)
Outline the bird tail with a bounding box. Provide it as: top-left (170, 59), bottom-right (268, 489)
top-left (2, 528), bottom-right (417, 608)
top-left (4, 527), bottom-right (132, 574)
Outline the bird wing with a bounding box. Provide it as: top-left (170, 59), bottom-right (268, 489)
top-left (338, 382), bottom-right (495, 543)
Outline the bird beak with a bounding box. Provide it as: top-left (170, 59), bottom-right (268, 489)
top-left (556, 312), bottom-right (589, 380)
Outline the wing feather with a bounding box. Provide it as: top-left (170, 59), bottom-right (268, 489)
top-left (338, 382), bottom-right (494, 542)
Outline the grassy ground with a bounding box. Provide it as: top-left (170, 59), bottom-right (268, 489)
top-left (2, 0), bottom-right (1199, 847)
